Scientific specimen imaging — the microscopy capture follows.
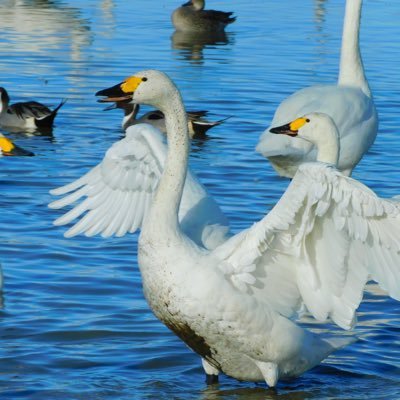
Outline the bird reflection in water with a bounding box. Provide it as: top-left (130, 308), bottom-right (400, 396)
top-left (171, 30), bottom-right (232, 64)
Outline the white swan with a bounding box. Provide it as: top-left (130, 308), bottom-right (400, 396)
top-left (256, 0), bottom-right (378, 178)
top-left (51, 71), bottom-right (400, 387)
top-left (49, 122), bottom-right (230, 250)
top-left (0, 87), bottom-right (66, 131)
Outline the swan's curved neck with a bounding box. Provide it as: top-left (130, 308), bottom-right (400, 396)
top-left (145, 88), bottom-right (189, 235)
top-left (337, 0), bottom-right (370, 97)
top-left (314, 125), bottom-right (340, 165)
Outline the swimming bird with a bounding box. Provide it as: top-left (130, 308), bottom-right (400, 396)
top-left (105, 101), bottom-right (229, 138)
top-left (0, 87), bottom-right (66, 131)
top-left (50, 71), bottom-right (400, 387)
top-left (256, 0), bottom-right (377, 178)
top-left (172, 0), bottom-right (236, 33)
top-left (0, 133), bottom-right (33, 156)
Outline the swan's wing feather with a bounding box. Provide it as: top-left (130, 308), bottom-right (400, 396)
top-left (50, 123), bottom-right (230, 248)
top-left (49, 124), bottom-right (165, 238)
top-left (213, 163), bottom-right (400, 328)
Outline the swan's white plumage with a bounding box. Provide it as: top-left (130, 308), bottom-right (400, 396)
top-left (51, 71), bottom-right (400, 387)
top-left (50, 123), bottom-right (230, 248)
top-left (256, 0), bottom-right (378, 178)
top-left (213, 162), bottom-right (400, 330)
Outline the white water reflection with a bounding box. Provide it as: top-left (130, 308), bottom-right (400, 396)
top-left (0, 0), bottom-right (92, 62)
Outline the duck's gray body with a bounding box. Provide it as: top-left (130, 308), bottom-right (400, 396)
top-left (112, 102), bottom-right (228, 138)
top-left (0, 87), bottom-right (65, 130)
top-left (172, 0), bottom-right (236, 33)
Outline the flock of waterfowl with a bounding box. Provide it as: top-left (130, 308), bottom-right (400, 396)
top-left (3, 0), bottom-right (400, 389)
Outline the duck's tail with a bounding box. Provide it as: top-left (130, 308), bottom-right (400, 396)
top-left (35, 98), bottom-right (67, 128)
top-left (191, 116), bottom-right (231, 137)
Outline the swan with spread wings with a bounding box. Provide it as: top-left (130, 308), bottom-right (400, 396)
top-left (50, 71), bottom-right (400, 387)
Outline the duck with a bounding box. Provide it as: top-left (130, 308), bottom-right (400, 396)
top-left (172, 0), bottom-right (236, 33)
top-left (256, 0), bottom-right (378, 178)
top-left (0, 87), bottom-right (66, 131)
top-left (0, 133), bottom-right (34, 156)
top-left (50, 70), bottom-right (400, 387)
top-left (104, 101), bottom-right (229, 138)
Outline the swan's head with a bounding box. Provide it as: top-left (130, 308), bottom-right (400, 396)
top-left (269, 112), bottom-right (339, 145)
top-left (181, 0), bottom-right (204, 10)
top-left (96, 70), bottom-right (177, 111)
top-left (0, 135), bottom-right (34, 157)
top-left (270, 112), bottom-right (340, 165)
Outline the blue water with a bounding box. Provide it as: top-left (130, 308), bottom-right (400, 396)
top-left (0, 0), bottom-right (399, 398)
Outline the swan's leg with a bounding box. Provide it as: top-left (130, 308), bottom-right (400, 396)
top-left (202, 358), bottom-right (219, 384)
top-left (254, 360), bottom-right (278, 387)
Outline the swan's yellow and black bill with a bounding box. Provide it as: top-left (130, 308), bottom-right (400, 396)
top-left (269, 117), bottom-right (308, 137)
top-left (0, 137), bottom-right (34, 156)
top-left (96, 76), bottom-right (144, 103)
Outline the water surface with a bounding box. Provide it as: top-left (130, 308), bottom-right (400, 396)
top-left (0, 1), bottom-right (399, 399)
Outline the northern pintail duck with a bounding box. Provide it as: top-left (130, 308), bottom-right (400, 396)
top-left (0, 87), bottom-right (66, 130)
top-left (172, 0), bottom-right (236, 33)
top-left (105, 101), bottom-right (229, 138)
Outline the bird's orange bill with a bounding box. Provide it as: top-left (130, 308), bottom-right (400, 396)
top-left (269, 117), bottom-right (308, 137)
top-left (96, 76), bottom-right (144, 103)
top-left (0, 137), bottom-right (34, 156)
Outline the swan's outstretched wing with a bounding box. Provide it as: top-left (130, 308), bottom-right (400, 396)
top-left (49, 124), bottom-right (165, 238)
top-left (50, 123), bottom-right (230, 248)
top-left (214, 163), bottom-right (400, 329)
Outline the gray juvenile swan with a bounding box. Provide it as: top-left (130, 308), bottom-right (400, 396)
top-left (51, 71), bottom-right (400, 387)
top-left (172, 0), bottom-right (236, 33)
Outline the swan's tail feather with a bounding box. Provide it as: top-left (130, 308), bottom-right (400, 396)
top-left (324, 335), bottom-right (357, 352)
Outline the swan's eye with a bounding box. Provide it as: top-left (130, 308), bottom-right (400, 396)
top-left (142, 77), bottom-right (148, 82)
top-left (305, 119), bottom-right (310, 123)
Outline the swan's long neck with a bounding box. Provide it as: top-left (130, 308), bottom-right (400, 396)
top-left (145, 88), bottom-right (189, 237)
top-left (314, 125), bottom-right (340, 165)
top-left (337, 0), bottom-right (370, 97)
